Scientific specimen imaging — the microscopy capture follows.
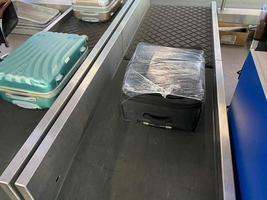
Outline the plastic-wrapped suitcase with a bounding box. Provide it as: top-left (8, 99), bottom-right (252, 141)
top-left (72, 0), bottom-right (122, 22)
top-left (121, 43), bottom-right (205, 131)
top-left (0, 31), bottom-right (88, 109)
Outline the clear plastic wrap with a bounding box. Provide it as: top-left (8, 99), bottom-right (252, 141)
top-left (122, 43), bottom-right (205, 101)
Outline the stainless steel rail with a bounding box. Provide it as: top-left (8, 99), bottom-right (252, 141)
top-left (0, 1), bottom-right (135, 199)
top-left (211, 2), bottom-right (236, 200)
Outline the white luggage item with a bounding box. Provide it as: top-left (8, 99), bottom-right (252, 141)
top-left (13, 1), bottom-right (59, 25)
top-left (74, 0), bottom-right (112, 7)
top-left (72, 0), bottom-right (122, 22)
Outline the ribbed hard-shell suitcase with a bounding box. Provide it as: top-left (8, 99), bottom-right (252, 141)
top-left (72, 0), bottom-right (122, 22)
top-left (0, 31), bottom-right (88, 109)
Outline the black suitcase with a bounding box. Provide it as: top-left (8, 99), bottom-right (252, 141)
top-left (121, 93), bottom-right (202, 130)
top-left (121, 43), bottom-right (205, 131)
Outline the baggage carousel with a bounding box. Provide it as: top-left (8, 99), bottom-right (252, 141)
top-left (0, 1), bottom-right (133, 199)
top-left (0, 1), bottom-right (236, 200)
top-left (57, 61), bottom-right (217, 200)
top-left (56, 4), bottom-right (218, 200)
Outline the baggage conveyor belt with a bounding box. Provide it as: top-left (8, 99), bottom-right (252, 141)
top-left (0, 11), bottom-right (114, 173)
top-left (58, 6), bottom-right (217, 199)
top-left (57, 61), bottom-right (217, 200)
top-left (4, 1), bottom-right (236, 200)
top-left (54, 15), bottom-right (112, 53)
top-left (125, 5), bottom-right (213, 66)
top-left (0, 14), bottom-right (110, 179)
top-left (0, 1), bottom-right (133, 199)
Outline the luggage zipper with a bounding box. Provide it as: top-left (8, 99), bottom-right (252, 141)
top-left (128, 95), bottom-right (202, 109)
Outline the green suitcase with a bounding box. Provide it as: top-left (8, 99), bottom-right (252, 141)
top-left (0, 31), bottom-right (88, 109)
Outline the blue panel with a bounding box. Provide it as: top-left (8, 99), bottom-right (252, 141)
top-left (228, 52), bottom-right (267, 200)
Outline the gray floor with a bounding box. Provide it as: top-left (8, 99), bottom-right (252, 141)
top-left (25, 0), bottom-right (267, 9)
top-left (221, 45), bottom-right (249, 105)
top-left (151, 0), bottom-right (266, 9)
top-left (222, 0), bottom-right (267, 9)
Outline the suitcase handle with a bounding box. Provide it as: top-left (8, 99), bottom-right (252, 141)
top-left (6, 93), bottom-right (36, 102)
top-left (143, 113), bottom-right (172, 123)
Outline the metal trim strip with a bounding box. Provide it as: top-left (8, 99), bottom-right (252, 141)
top-left (212, 2), bottom-right (236, 200)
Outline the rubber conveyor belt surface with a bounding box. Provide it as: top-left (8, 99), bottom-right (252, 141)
top-left (55, 16), bottom-right (112, 53)
top-left (57, 60), bottom-right (217, 200)
top-left (0, 100), bottom-right (46, 174)
top-left (125, 5), bottom-right (213, 66)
